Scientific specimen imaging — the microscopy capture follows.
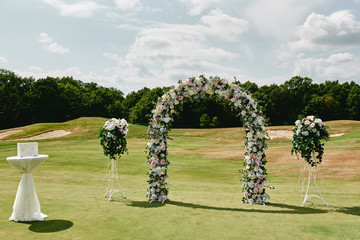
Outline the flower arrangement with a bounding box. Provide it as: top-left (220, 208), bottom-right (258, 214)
top-left (291, 116), bottom-right (329, 166)
top-left (146, 76), bottom-right (271, 204)
top-left (99, 118), bottom-right (129, 160)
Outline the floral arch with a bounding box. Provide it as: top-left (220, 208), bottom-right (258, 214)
top-left (146, 76), bottom-right (270, 204)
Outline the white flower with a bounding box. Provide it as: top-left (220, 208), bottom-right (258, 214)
top-left (104, 120), bottom-right (115, 130)
top-left (295, 120), bottom-right (300, 125)
top-left (302, 131), bottom-right (309, 136)
top-left (307, 116), bottom-right (315, 121)
top-left (120, 118), bottom-right (128, 128)
top-left (315, 118), bottom-right (322, 126)
top-left (163, 117), bottom-right (171, 123)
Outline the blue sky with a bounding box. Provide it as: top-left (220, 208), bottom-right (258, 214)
top-left (1, 0), bottom-right (360, 93)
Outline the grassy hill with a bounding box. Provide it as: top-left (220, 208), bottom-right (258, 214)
top-left (0, 118), bottom-right (359, 239)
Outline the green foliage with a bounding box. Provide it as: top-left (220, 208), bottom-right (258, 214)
top-left (199, 113), bottom-right (211, 128)
top-left (98, 119), bottom-right (128, 160)
top-left (211, 116), bottom-right (220, 127)
top-left (0, 70), bottom-right (124, 129)
top-left (1, 69), bottom-right (360, 129)
top-left (291, 116), bottom-right (330, 166)
top-left (128, 87), bottom-right (168, 124)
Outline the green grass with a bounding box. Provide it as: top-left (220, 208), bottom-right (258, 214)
top-left (1, 118), bottom-right (360, 240)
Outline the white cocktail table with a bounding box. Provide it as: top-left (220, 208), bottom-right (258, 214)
top-left (7, 154), bottom-right (48, 222)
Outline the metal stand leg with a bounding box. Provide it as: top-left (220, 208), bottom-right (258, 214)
top-left (104, 158), bottom-right (126, 202)
top-left (302, 165), bottom-right (327, 207)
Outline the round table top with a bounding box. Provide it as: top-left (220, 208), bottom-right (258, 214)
top-left (7, 154), bottom-right (48, 161)
top-left (6, 155), bottom-right (48, 173)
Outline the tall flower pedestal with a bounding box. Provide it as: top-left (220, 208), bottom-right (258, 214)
top-left (104, 158), bottom-right (126, 202)
top-left (98, 117), bottom-right (129, 202)
top-left (302, 165), bottom-right (327, 207)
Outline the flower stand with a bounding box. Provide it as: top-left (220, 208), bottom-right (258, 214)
top-left (302, 164), bottom-right (327, 207)
top-left (104, 158), bottom-right (126, 202)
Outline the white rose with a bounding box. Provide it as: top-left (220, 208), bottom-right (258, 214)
top-left (163, 117), bottom-right (171, 123)
top-left (308, 116), bottom-right (315, 121)
top-left (104, 121), bottom-right (115, 131)
top-left (120, 118), bottom-right (128, 127)
top-left (295, 120), bottom-right (300, 125)
top-left (302, 131), bottom-right (309, 136)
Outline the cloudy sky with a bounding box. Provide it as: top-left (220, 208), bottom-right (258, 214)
top-left (1, 0), bottom-right (360, 93)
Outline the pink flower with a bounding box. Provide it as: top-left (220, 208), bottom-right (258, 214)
top-left (151, 161), bottom-right (156, 166)
top-left (232, 85), bottom-right (239, 91)
top-left (253, 188), bottom-right (258, 193)
top-left (304, 120), bottom-right (310, 125)
top-left (152, 118), bottom-right (157, 124)
top-left (160, 145), bottom-right (166, 151)
top-left (161, 105), bottom-right (165, 110)
top-left (259, 175), bottom-right (264, 179)
top-left (178, 96), bottom-right (183, 100)
top-left (310, 123), bottom-right (315, 128)
top-left (160, 159), bottom-right (166, 165)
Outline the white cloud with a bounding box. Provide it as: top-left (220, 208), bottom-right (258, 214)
top-left (29, 66), bottom-right (44, 72)
top-left (178, 0), bottom-right (221, 16)
top-left (0, 56), bottom-right (8, 63)
top-left (293, 52), bottom-right (360, 79)
top-left (200, 9), bottom-right (249, 40)
top-left (114, 0), bottom-right (142, 11)
top-left (38, 33), bottom-right (69, 54)
top-left (38, 32), bottom-right (52, 43)
top-left (245, 0), bottom-right (327, 40)
top-left (288, 10), bottom-right (360, 52)
top-left (44, 0), bottom-right (104, 18)
top-left (103, 18), bottom-right (247, 90)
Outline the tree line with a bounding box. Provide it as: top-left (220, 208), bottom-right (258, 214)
top-left (1, 69), bottom-right (359, 130)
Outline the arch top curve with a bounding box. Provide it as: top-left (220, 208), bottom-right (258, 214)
top-left (146, 75), bottom-right (270, 204)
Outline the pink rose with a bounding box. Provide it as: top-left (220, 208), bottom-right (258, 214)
top-left (232, 85), bottom-right (239, 91)
top-left (160, 145), bottom-right (166, 151)
top-left (304, 120), bottom-right (310, 125)
top-left (259, 175), bottom-right (264, 179)
top-left (161, 105), bottom-right (165, 110)
top-left (310, 123), bottom-right (315, 128)
top-left (253, 188), bottom-right (258, 193)
top-left (178, 96), bottom-right (183, 100)
top-left (160, 159), bottom-right (166, 165)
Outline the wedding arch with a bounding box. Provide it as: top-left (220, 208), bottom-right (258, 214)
top-left (146, 76), bottom-right (270, 204)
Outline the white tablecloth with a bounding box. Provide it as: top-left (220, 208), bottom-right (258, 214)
top-left (7, 155), bottom-right (48, 222)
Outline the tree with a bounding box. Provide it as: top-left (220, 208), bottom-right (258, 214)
top-left (199, 113), bottom-right (211, 128)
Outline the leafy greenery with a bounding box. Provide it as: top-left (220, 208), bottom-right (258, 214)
top-left (98, 118), bottom-right (129, 160)
top-left (1, 69), bottom-right (360, 130)
top-left (291, 116), bottom-right (330, 166)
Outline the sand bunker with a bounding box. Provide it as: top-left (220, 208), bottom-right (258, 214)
top-left (267, 130), bottom-right (344, 139)
top-left (0, 129), bottom-right (71, 141)
top-left (0, 130), bottom-right (24, 140)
